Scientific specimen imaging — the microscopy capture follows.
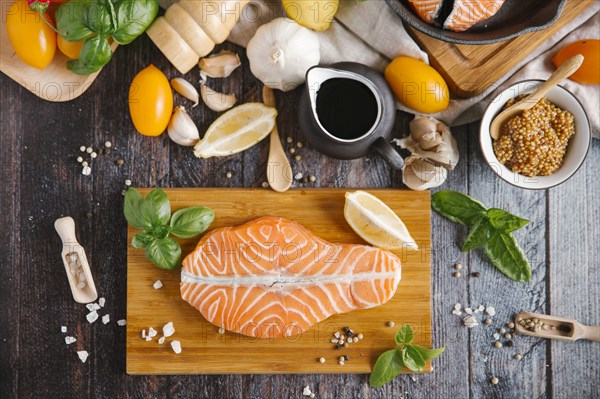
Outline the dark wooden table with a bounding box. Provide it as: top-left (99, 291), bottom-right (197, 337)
top-left (1, 33), bottom-right (598, 399)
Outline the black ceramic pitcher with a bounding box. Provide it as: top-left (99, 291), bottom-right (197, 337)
top-left (298, 62), bottom-right (403, 169)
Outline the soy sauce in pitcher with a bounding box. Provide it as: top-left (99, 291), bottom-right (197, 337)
top-left (315, 78), bottom-right (378, 141)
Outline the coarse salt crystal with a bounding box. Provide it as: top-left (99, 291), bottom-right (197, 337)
top-left (148, 327), bottom-right (157, 337)
top-left (99, 297), bottom-right (105, 307)
top-left (86, 310), bottom-right (98, 324)
top-left (218, 327), bottom-right (225, 334)
top-left (77, 351), bottom-right (89, 363)
top-left (454, 304), bottom-right (461, 310)
top-left (493, 333), bottom-right (500, 340)
top-left (61, 326), bottom-right (67, 333)
top-left (117, 319), bottom-right (126, 326)
top-left (465, 308), bottom-right (473, 314)
top-left (334, 331), bottom-right (340, 339)
top-left (82, 166), bottom-right (92, 176)
top-left (158, 336), bottom-right (165, 344)
top-left (65, 336), bottom-right (76, 345)
top-left (145, 336), bottom-right (152, 342)
top-left (478, 305), bottom-right (485, 312)
top-left (163, 322), bottom-right (175, 337)
top-left (452, 310), bottom-right (462, 316)
top-left (102, 314), bottom-right (110, 324)
top-left (485, 307), bottom-right (496, 316)
top-left (141, 329), bottom-right (146, 339)
top-left (474, 309), bottom-right (480, 313)
top-left (171, 340), bottom-right (182, 354)
top-left (463, 315), bottom-right (479, 328)
top-left (92, 303), bottom-right (101, 311)
top-left (303, 386), bottom-right (312, 396)
top-left (153, 280), bottom-right (163, 289)
top-left (86, 303), bottom-right (95, 312)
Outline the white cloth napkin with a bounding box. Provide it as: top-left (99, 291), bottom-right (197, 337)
top-left (228, 0), bottom-right (600, 138)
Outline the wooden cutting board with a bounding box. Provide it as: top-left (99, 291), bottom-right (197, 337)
top-left (407, 0), bottom-right (595, 97)
top-left (126, 188), bottom-right (431, 374)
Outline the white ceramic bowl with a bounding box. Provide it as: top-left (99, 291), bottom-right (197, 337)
top-left (480, 80), bottom-right (591, 190)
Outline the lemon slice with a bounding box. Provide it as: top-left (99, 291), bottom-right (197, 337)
top-left (194, 103), bottom-right (277, 158)
top-left (344, 190), bottom-right (418, 250)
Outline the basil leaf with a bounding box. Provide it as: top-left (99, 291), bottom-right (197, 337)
top-left (170, 206), bottom-right (215, 238)
top-left (461, 217), bottom-right (495, 252)
top-left (67, 35), bottom-right (112, 75)
top-left (56, 0), bottom-right (95, 42)
top-left (487, 208), bottom-right (529, 233)
top-left (484, 232), bottom-right (531, 282)
top-left (112, 0), bottom-right (159, 45)
top-left (145, 237), bottom-right (181, 270)
top-left (132, 231), bottom-right (154, 249)
top-left (402, 345), bottom-right (425, 372)
top-left (394, 324), bottom-right (414, 345)
top-left (432, 190), bottom-right (487, 228)
top-left (369, 349), bottom-right (404, 387)
top-left (82, 0), bottom-right (115, 35)
top-left (124, 188), bottom-right (146, 229)
top-left (411, 344), bottom-right (445, 361)
top-left (140, 189), bottom-right (171, 229)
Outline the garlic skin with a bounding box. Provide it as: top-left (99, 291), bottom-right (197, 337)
top-left (171, 78), bottom-right (199, 108)
top-left (168, 106), bottom-right (200, 146)
top-left (247, 18), bottom-right (320, 92)
top-left (402, 156), bottom-right (448, 191)
top-left (199, 51), bottom-right (241, 78)
top-left (395, 116), bottom-right (459, 170)
top-left (200, 84), bottom-right (237, 112)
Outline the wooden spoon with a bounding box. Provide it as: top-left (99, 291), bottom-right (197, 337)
top-left (262, 86), bottom-right (293, 192)
top-left (490, 54), bottom-right (584, 140)
top-left (515, 311), bottom-right (600, 342)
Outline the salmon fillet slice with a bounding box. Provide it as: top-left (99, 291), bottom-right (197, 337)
top-left (181, 216), bottom-right (402, 339)
top-left (408, 0), bottom-right (444, 24)
top-left (443, 0), bottom-right (505, 32)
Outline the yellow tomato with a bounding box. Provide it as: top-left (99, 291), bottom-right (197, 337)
top-left (129, 65), bottom-right (173, 136)
top-left (384, 56), bottom-right (450, 114)
top-left (57, 36), bottom-right (84, 60)
top-left (6, 0), bottom-right (56, 70)
top-left (552, 40), bottom-right (600, 85)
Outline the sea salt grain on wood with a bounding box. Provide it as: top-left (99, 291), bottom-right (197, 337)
top-left (65, 336), bottom-right (76, 345)
top-left (117, 319), bottom-right (126, 326)
top-left (61, 326), bottom-right (67, 333)
top-left (102, 314), bottom-right (110, 324)
top-left (485, 306), bottom-right (496, 316)
top-left (463, 315), bottom-right (479, 328)
top-left (86, 310), bottom-right (98, 324)
top-left (171, 340), bottom-right (182, 354)
top-left (148, 327), bottom-right (157, 337)
top-left (77, 351), bottom-right (89, 363)
top-left (163, 322), bottom-right (175, 337)
top-left (99, 297), bottom-right (105, 307)
top-left (153, 280), bottom-right (163, 289)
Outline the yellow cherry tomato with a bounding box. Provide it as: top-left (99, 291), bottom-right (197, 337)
top-left (129, 65), bottom-right (173, 136)
top-left (552, 40), bottom-right (600, 85)
top-left (6, 0), bottom-right (56, 70)
top-left (385, 56), bottom-right (450, 114)
top-left (57, 36), bottom-right (84, 60)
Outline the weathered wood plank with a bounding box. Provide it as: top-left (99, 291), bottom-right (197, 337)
top-left (549, 139), bottom-right (600, 399)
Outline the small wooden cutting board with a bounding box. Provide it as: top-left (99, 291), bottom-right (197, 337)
top-left (126, 188), bottom-right (431, 374)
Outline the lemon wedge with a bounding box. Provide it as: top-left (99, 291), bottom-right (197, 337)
top-left (344, 190), bottom-right (418, 250)
top-left (194, 103), bottom-right (277, 158)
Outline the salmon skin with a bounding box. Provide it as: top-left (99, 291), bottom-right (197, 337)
top-left (443, 0), bottom-right (505, 32)
top-left (181, 216), bottom-right (402, 339)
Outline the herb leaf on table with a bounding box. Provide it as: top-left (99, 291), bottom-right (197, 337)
top-left (484, 232), bottom-right (531, 282)
top-left (431, 190), bottom-right (487, 227)
top-left (369, 324), bottom-right (444, 387)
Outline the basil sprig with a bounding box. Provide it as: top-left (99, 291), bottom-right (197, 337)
top-left (56, 0), bottom-right (159, 75)
top-left (124, 188), bottom-right (214, 270)
top-left (432, 190), bottom-right (531, 282)
top-left (369, 324), bottom-right (444, 387)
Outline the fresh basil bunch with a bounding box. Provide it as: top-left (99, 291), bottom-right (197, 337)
top-left (56, 0), bottom-right (159, 75)
top-left (432, 190), bottom-right (531, 282)
top-left (370, 324), bottom-right (444, 387)
top-left (124, 188), bottom-right (214, 270)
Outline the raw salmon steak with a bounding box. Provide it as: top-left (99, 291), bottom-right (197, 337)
top-left (443, 0), bottom-right (505, 32)
top-left (181, 216), bottom-right (402, 339)
top-left (408, 0), bottom-right (443, 24)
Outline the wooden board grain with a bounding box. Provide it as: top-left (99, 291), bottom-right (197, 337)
top-left (407, 0), bottom-right (595, 97)
top-left (0, 0), bottom-right (116, 102)
top-left (126, 188), bottom-right (431, 375)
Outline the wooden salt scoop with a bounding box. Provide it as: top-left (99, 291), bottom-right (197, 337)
top-left (515, 311), bottom-right (599, 343)
top-left (54, 217), bottom-right (98, 304)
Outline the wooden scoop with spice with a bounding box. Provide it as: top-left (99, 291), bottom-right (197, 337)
top-left (490, 54), bottom-right (584, 140)
top-left (54, 217), bottom-right (97, 304)
top-left (515, 311), bottom-right (600, 343)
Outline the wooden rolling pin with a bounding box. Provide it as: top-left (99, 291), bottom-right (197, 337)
top-left (147, 0), bottom-right (250, 74)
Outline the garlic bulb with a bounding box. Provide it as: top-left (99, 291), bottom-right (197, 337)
top-left (199, 51), bottom-right (241, 78)
top-left (246, 18), bottom-right (320, 92)
top-left (395, 116), bottom-right (459, 170)
top-left (200, 84), bottom-right (237, 112)
top-left (168, 106), bottom-right (200, 146)
top-left (402, 156), bottom-right (448, 191)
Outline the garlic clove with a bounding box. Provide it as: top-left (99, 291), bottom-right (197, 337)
top-left (168, 106), bottom-right (200, 146)
top-left (402, 156), bottom-right (448, 191)
top-left (198, 51), bottom-right (241, 78)
top-left (200, 84), bottom-right (237, 112)
top-left (171, 78), bottom-right (199, 108)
